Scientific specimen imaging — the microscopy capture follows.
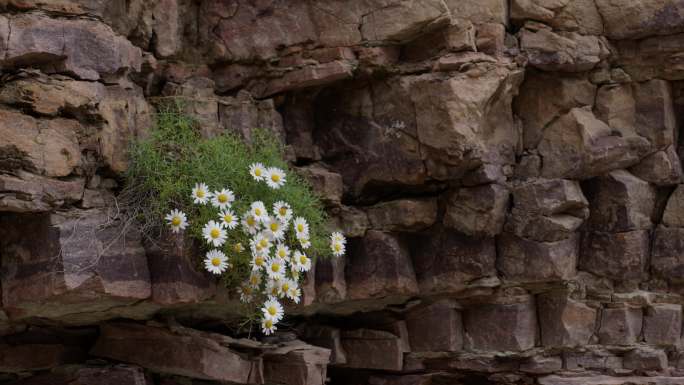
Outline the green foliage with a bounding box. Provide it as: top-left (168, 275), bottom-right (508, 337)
top-left (123, 101), bottom-right (329, 289)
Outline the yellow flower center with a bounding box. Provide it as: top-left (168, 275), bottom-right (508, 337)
top-left (210, 228), bottom-right (220, 239)
top-left (259, 239), bottom-right (268, 248)
top-left (211, 257), bottom-right (221, 266)
top-left (271, 287), bottom-right (279, 296)
top-left (268, 306), bottom-right (277, 316)
top-left (196, 190), bottom-right (205, 198)
top-left (218, 194), bottom-right (228, 203)
top-left (278, 249), bottom-right (286, 258)
top-left (282, 283), bottom-right (289, 292)
top-left (270, 222), bottom-right (279, 231)
top-left (271, 174), bottom-right (281, 182)
top-left (247, 216), bottom-right (256, 226)
top-left (299, 255), bottom-right (308, 264)
top-left (171, 217), bottom-right (181, 226)
top-left (271, 263), bottom-right (281, 273)
top-left (255, 256), bottom-right (264, 266)
top-left (279, 207), bottom-right (287, 216)
top-left (250, 275), bottom-right (258, 285)
top-left (255, 208), bottom-right (262, 216)
top-left (264, 319), bottom-right (273, 328)
top-left (334, 243), bottom-right (342, 251)
top-left (297, 224), bottom-right (304, 232)
top-left (243, 286), bottom-right (252, 295)
top-left (224, 214), bottom-right (233, 223)
top-left (255, 168), bottom-right (262, 177)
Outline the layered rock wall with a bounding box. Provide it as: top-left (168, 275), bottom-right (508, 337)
top-left (0, 0), bottom-right (684, 384)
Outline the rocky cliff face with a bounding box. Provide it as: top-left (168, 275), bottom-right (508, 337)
top-left (0, 0), bottom-right (683, 384)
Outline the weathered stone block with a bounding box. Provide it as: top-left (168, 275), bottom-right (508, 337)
top-left (346, 231), bottom-right (418, 300)
top-left (0, 171), bottom-right (85, 213)
top-left (652, 226), bottom-right (684, 284)
top-left (623, 347), bottom-right (668, 372)
top-left (405, 301), bottom-right (463, 352)
top-left (263, 341), bottom-right (331, 385)
top-left (6, 365), bottom-right (152, 385)
top-left (498, 233), bottom-right (578, 283)
top-left (0, 344), bottom-right (84, 372)
top-left (596, 0), bottom-right (684, 40)
top-left (630, 147), bottom-right (682, 186)
top-left (301, 326), bottom-right (347, 365)
top-left (662, 185), bottom-right (684, 227)
top-left (367, 198), bottom-right (437, 232)
top-left (634, 79), bottom-right (676, 148)
top-left (297, 164), bottom-right (344, 207)
top-left (643, 304), bottom-right (682, 346)
top-left (444, 184), bottom-right (509, 237)
top-left (464, 297), bottom-right (537, 352)
top-left (598, 307), bottom-right (643, 345)
top-left (520, 356), bottom-right (563, 374)
top-left (580, 230), bottom-right (649, 281)
top-left (341, 329), bottom-right (404, 371)
top-left (538, 293), bottom-right (596, 348)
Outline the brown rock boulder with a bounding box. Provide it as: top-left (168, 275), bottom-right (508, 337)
top-left (623, 347), bottom-right (668, 373)
top-left (595, 0), bottom-right (684, 40)
top-left (519, 27), bottom-right (610, 72)
top-left (0, 171), bottom-right (84, 213)
top-left (537, 293), bottom-right (597, 347)
top-left (405, 301), bottom-right (463, 352)
top-left (91, 323), bottom-right (262, 383)
top-left (630, 147), bottom-right (682, 186)
top-left (444, 184), bottom-right (509, 237)
top-left (497, 233), bottom-right (579, 283)
top-left (597, 306), bottom-right (643, 345)
top-left (359, 0), bottom-right (449, 43)
top-left (367, 199), bottom-right (438, 232)
top-left (263, 341), bottom-right (331, 385)
top-left (297, 164), bottom-right (344, 207)
top-left (663, 185), bottom-right (684, 227)
top-left (6, 365), bottom-right (152, 385)
top-left (0, 344), bottom-right (84, 372)
top-left (346, 231), bottom-right (419, 301)
top-left (643, 304), bottom-right (682, 346)
top-left (652, 226), bottom-right (684, 283)
top-left (463, 297), bottom-right (538, 352)
top-left (0, 209), bottom-right (152, 323)
top-left (634, 79), bottom-right (676, 149)
top-left (580, 230), bottom-right (649, 281)
top-left (341, 329), bottom-right (404, 371)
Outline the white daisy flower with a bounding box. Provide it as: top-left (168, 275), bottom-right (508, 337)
top-left (251, 253), bottom-right (267, 271)
top-left (266, 279), bottom-right (281, 297)
top-left (242, 214), bottom-right (259, 235)
top-left (265, 167), bottom-right (286, 189)
top-left (287, 286), bottom-right (302, 304)
top-left (165, 209), bottom-right (188, 233)
top-left (251, 232), bottom-right (272, 255)
top-left (261, 317), bottom-right (277, 335)
top-left (250, 201), bottom-right (269, 222)
top-left (218, 209), bottom-right (238, 229)
top-left (202, 220), bottom-right (227, 247)
top-left (331, 231), bottom-right (346, 245)
top-left (233, 242), bottom-right (245, 253)
top-left (264, 216), bottom-right (286, 241)
top-left (293, 217), bottom-right (309, 239)
top-left (273, 201), bottom-right (293, 223)
top-left (331, 240), bottom-right (346, 257)
top-left (249, 163), bottom-right (266, 181)
top-left (248, 271), bottom-right (262, 288)
top-left (266, 257), bottom-right (286, 281)
top-left (299, 237), bottom-right (311, 250)
top-left (211, 188), bottom-right (235, 209)
top-left (279, 278), bottom-right (297, 299)
top-left (292, 250), bottom-right (311, 272)
top-left (191, 182), bottom-right (211, 205)
top-left (262, 297), bottom-right (284, 322)
top-left (239, 284), bottom-right (254, 303)
top-left (274, 243), bottom-right (290, 261)
top-left (204, 249), bottom-right (229, 275)
top-left (290, 268), bottom-right (301, 281)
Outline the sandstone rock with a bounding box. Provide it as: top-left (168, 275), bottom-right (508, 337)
top-left (598, 307), bottom-right (643, 345)
top-left (595, 0), bottom-right (684, 40)
top-left (630, 147), bottom-right (682, 186)
top-left (497, 233), bottom-right (578, 283)
top-left (520, 355), bottom-right (563, 374)
top-left (145, 234), bottom-right (215, 306)
top-left (595, 83), bottom-right (637, 138)
top-left (623, 347), bottom-right (668, 373)
top-left (1, 13), bottom-right (142, 80)
top-left (297, 164), bottom-right (343, 207)
top-left (219, 91), bottom-right (285, 145)
top-left (643, 304), bottom-right (682, 346)
top-left (346, 231), bottom-right (419, 301)
top-left (634, 79), bottom-right (676, 149)
top-left (445, 0), bottom-right (508, 24)
top-left (563, 350), bottom-right (623, 371)
top-left (539, 375), bottom-right (684, 385)
top-left (330, 206), bottom-right (369, 238)
top-left (261, 61), bottom-right (356, 97)
top-left (537, 293), bottom-right (596, 347)
top-left (341, 329), bottom-right (404, 371)
top-left (0, 108), bottom-right (80, 177)
top-left (405, 301), bottom-right (463, 352)
top-left (463, 297), bottom-right (537, 352)
top-left (161, 77), bottom-right (220, 138)
top-left (0, 209), bottom-right (152, 323)
top-left (663, 185), bottom-right (684, 227)
top-left (476, 23), bottom-right (506, 56)
top-left (519, 28), bottom-right (609, 72)
top-left (301, 326), bottom-right (346, 365)
top-left (263, 341), bottom-right (331, 385)
top-left (538, 108), bottom-right (644, 179)
top-left (3, 365), bottom-right (152, 385)
top-left (367, 198), bottom-right (437, 232)
top-left (315, 253), bottom-right (346, 303)
top-left (652, 226), bottom-right (684, 283)
top-left (411, 227), bottom-right (497, 295)
top-left (359, 0), bottom-right (449, 43)
top-left (444, 184), bottom-right (509, 237)
top-left (91, 323), bottom-right (261, 383)
top-left (506, 179), bottom-right (588, 241)
top-left (151, 0), bottom-right (180, 57)
top-left (580, 230), bottom-right (649, 281)
top-left (514, 71), bottom-right (596, 149)
top-left (616, 33), bottom-right (684, 82)
top-left (511, 0), bottom-right (603, 35)
top-left (0, 171), bottom-right (84, 213)
top-left (0, 344), bottom-right (84, 372)
top-left (584, 170), bottom-right (656, 232)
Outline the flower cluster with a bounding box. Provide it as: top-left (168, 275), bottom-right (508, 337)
top-left (164, 163), bottom-right (345, 335)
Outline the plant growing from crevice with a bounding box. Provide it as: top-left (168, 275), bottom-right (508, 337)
top-left (120, 100), bottom-right (346, 335)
